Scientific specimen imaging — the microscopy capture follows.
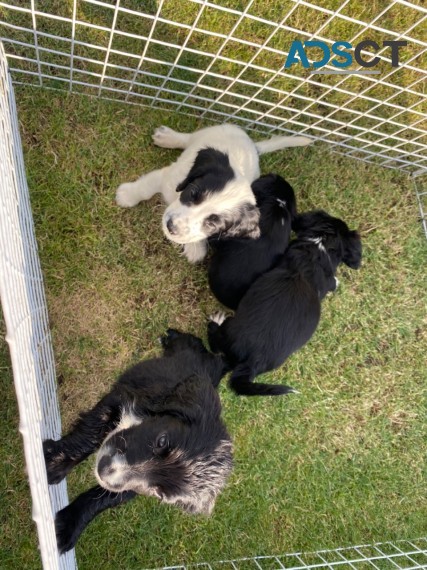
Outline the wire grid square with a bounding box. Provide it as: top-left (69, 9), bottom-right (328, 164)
top-left (0, 0), bottom-right (426, 173)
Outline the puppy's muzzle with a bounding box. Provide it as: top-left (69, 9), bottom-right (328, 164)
top-left (163, 214), bottom-right (197, 243)
top-left (166, 216), bottom-right (179, 236)
top-left (97, 454), bottom-right (115, 478)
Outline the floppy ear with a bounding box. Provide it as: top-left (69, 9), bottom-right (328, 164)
top-left (291, 211), bottom-right (318, 234)
top-left (176, 173), bottom-right (197, 193)
top-left (343, 230), bottom-right (362, 269)
top-left (176, 148), bottom-right (234, 193)
top-left (155, 375), bottom-right (221, 424)
top-left (292, 210), bottom-right (331, 235)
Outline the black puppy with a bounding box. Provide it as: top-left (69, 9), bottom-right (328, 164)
top-left (208, 173), bottom-right (297, 310)
top-left (44, 330), bottom-right (233, 553)
top-left (208, 210), bottom-right (362, 396)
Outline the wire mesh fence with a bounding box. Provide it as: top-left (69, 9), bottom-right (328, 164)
top-left (0, 41), bottom-right (76, 570)
top-left (154, 539), bottom-right (427, 570)
top-left (0, 0), bottom-right (426, 175)
top-left (0, 2), bottom-right (426, 569)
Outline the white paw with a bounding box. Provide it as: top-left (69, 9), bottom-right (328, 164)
top-left (294, 136), bottom-right (313, 146)
top-left (335, 277), bottom-right (340, 288)
top-left (115, 182), bottom-right (141, 208)
top-left (209, 312), bottom-right (227, 326)
top-left (152, 126), bottom-right (177, 147)
top-left (183, 241), bottom-right (207, 263)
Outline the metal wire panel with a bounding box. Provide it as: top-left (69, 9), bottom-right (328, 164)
top-left (0, 0), bottom-right (426, 174)
top-left (0, 41), bottom-right (77, 570)
top-left (414, 175), bottom-right (427, 238)
top-left (154, 539), bottom-right (427, 570)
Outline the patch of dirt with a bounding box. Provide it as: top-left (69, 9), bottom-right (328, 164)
top-left (48, 265), bottom-right (140, 428)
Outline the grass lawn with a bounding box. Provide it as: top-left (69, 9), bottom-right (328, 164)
top-left (0, 87), bottom-right (426, 570)
top-left (0, 0), bottom-right (426, 567)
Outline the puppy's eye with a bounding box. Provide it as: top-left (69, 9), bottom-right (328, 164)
top-left (155, 434), bottom-right (168, 450)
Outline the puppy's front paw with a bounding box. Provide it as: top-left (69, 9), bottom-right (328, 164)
top-left (115, 182), bottom-right (141, 208)
top-left (183, 241), bottom-right (207, 263)
top-left (151, 125), bottom-right (177, 148)
top-left (55, 504), bottom-right (80, 554)
top-left (209, 312), bottom-right (227, 326)
top-left (43, 439), bottom-right (70, 485)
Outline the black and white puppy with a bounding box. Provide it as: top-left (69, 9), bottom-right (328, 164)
top-left (207, 210), bottom-right (362, 396)
top-left (43, 330), bottom-right (233, 554)
top-left (116, 124), bottom-right (310, 263)
top-left (208, 173), bottom-right (297, 310)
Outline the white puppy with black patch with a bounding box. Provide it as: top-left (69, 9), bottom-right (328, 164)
top-left (116, 124), bottom-right (311, 263)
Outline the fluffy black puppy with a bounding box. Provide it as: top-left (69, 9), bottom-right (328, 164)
top-left (208, 210), bottom-right (362, 396)
top-left (43, 330), bottom-right (233, 554)
top-left (207, 173), bottom-right (297, 310)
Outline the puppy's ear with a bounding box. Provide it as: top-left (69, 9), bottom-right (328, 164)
top-left (292, 210), bottom-right (331, 236)
top-left (159, 375), bottom-right (221, 424)
top-left (291, 211), bottom-right (316, 234)
top-left (176, 173), bottom-right (196, 193)
top-left (343, 230), bottom-right (362, 269)
top-left (176, 148), bottom-right (234, 193)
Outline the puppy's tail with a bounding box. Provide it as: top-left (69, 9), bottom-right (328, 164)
top-left (255, 134), bottom-right (312, 155)
top-left (229, 364), bottom-right (295, 397)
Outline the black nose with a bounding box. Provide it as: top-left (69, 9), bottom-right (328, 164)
top-left (98, 455), bottom-right (114, 476)
top-left (166, 217), bottom-right (178, 235)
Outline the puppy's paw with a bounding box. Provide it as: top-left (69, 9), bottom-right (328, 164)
top-left (209, 311), bottom-right (227, 326)
top-left (183, 241), bottom-right (207, 263)
top-left (293, 135), bottom-right (313, 146)
top-left (115, 182), bottom-right (141, 208)
top-left (43, 439), bottom-right (71, 485)
top-left (152, 126), bottom-right (178, 148)
top-left (55, 504), bottom-right (80, 554)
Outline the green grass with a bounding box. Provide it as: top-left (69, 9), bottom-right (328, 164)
top-left (0, 0), bottom-right (426, 567)
top-left (0, 87), bottom-right (426, 570)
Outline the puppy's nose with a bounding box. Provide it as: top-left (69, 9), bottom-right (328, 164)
top-left (166, 217), bottom-right (178, 235)
top-left (97, 455), bottom-right (115, 477)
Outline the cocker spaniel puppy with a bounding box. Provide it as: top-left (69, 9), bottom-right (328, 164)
top-left (116, 124), bottom-right (310, 263)
top-left (208, 210), bottom-right (362, 396)
top-left (208, 173), bottom-right (297, 310)
top-left (43, 330), bottom-right (233, 553)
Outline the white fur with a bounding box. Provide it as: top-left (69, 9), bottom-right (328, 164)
top-left (116, 124), bottom-right (312, 262)
top-left (101, 407), bottom-right (142, 446)
top-left (183, 241), bottom-right (208, 263)
top-left (209, 311), bottom-right (227, 326)
top-left (307, 236), bottom-right (327, 254)
top-left (94, 408), bottom-right (143, 491)
top-left (255, 134), bottom-right (312, 153)
top-left (163, 176), bottom-right (256, 244)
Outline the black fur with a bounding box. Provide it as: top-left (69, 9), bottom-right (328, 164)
top-left (208, 210), bottom-right (362, 396)
top-left (44, 330), bottom-right (232, 553)
top-left (207, 173), bottom-right (297, 309)
top-left (176, 148), bottom-right (234, 203)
